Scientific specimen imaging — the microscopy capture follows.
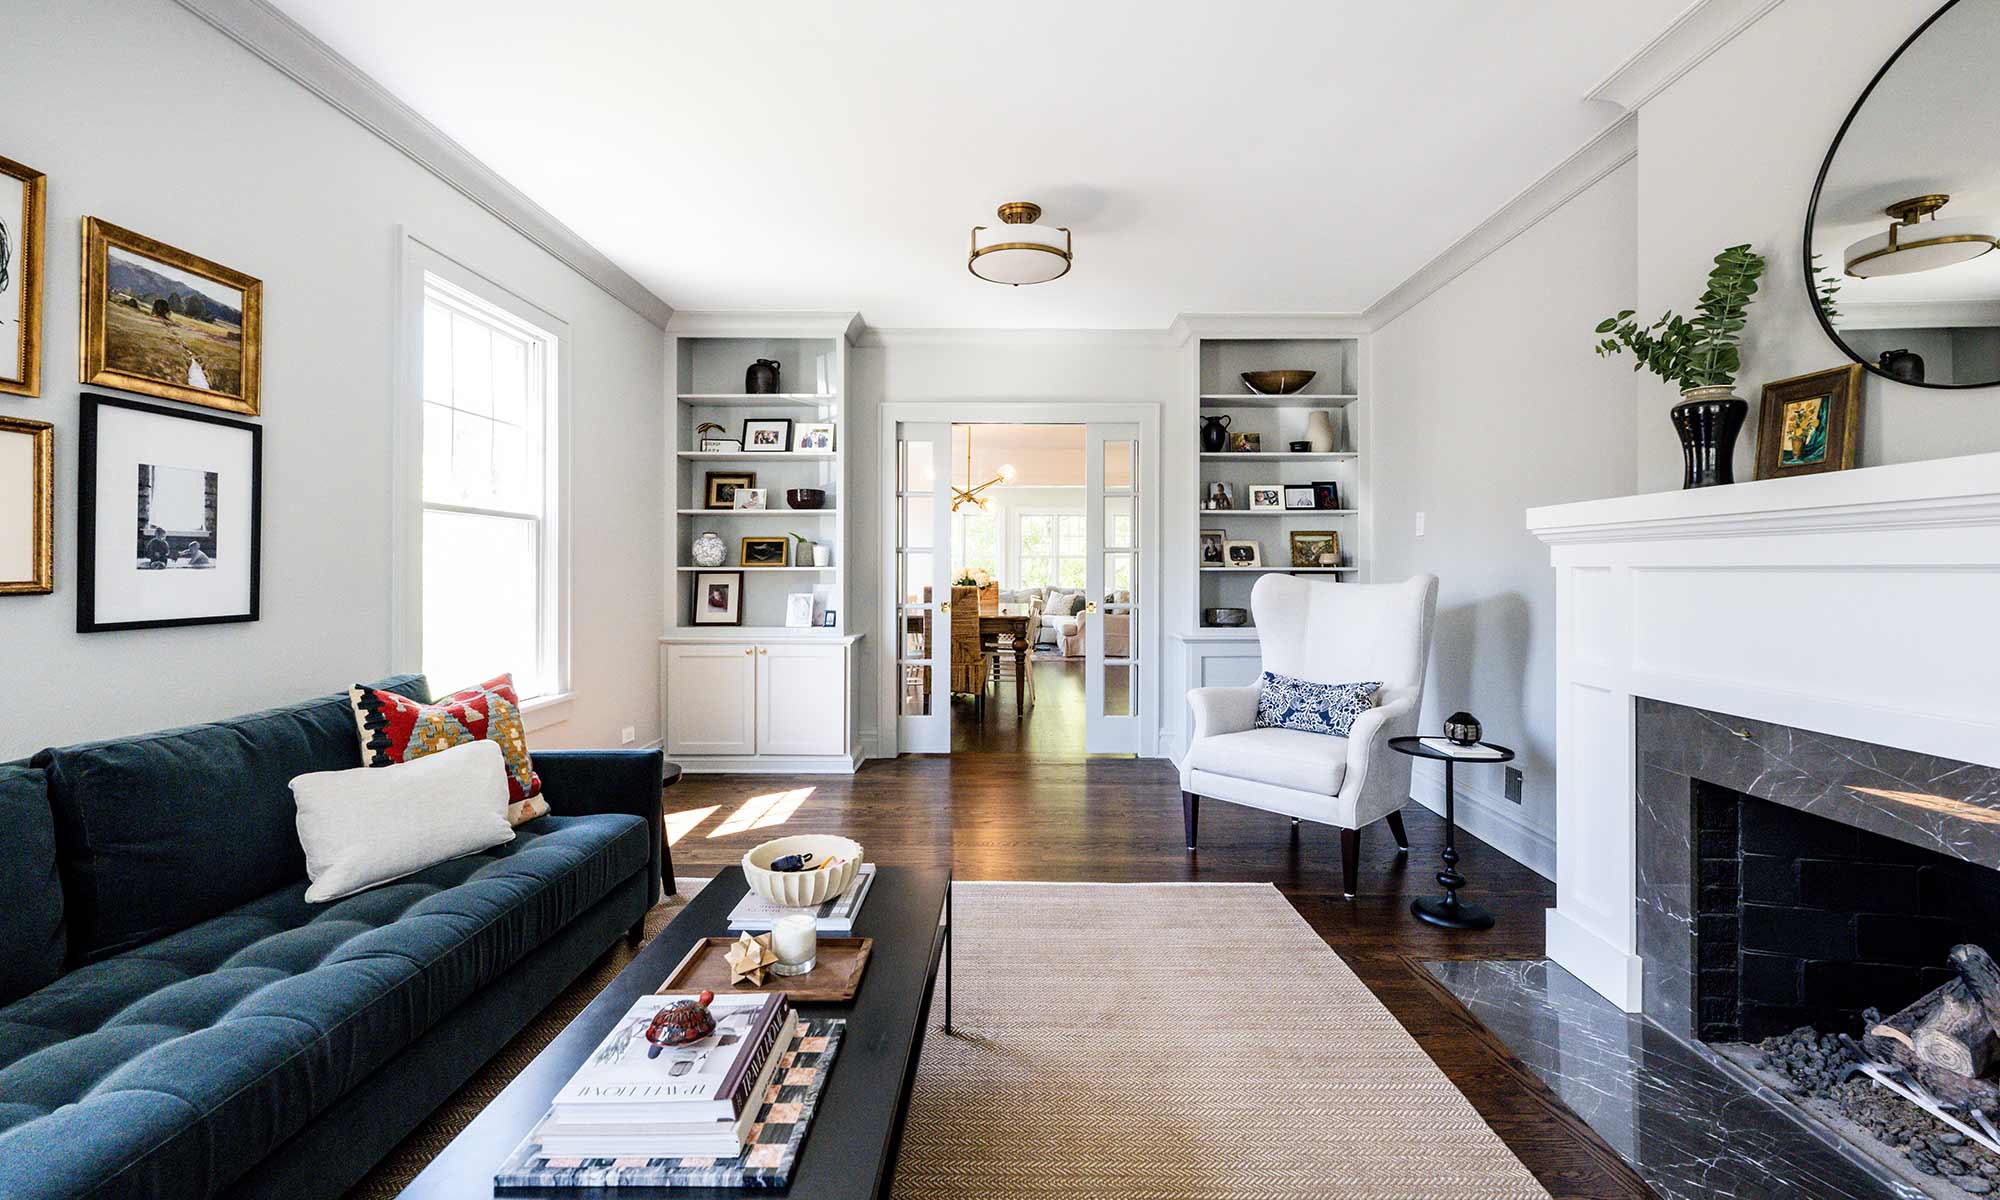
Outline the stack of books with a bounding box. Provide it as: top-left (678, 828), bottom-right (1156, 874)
top-left (530, 991), bottom-right (796, 1160)
top-left (728, 862), bottom-right (877, 933)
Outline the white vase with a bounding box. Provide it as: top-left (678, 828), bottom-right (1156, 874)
top-left (692, 531), bottom-right (725, 567)
top-left (1304, 410), bottom-right (1336, 453)
top-left (812, 543), bottom-right (832, 567)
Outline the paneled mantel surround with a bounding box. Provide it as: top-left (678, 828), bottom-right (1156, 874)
top-left (1525, 450), bottom-right (2000, 1014)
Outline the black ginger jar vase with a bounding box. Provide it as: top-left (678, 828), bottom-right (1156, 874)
top-left (745, 358), bottom-right (780, 394)
top-left (1670, 386), bottom-right (1747, 488)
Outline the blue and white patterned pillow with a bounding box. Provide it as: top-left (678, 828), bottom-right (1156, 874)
top-left (1254, 672), bottom-right (1380, 737)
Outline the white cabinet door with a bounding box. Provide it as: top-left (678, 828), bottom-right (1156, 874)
top-left (756, 643), bottom-right (847, 757)
top-left (666, 643), bottom-right (758, 756)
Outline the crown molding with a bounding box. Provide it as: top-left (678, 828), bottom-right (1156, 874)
top-left (173, 0), bottom-right (673, 329)
top-left (1363, 116), bottom-right (1637, 330)
top-left (666, 310), bottom-right (863, 341)
top-left (1167, 313), bottom-right (1370, 344)
top-left (1583, 0), bottom-right (1785, 112)
top-left (854, 325), bottom-right (1182, 348)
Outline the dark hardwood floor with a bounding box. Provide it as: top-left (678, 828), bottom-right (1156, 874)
top-left (950, 658), bottom-right (1126, 756)
top-left (662, 753), bottom-right (1653, 1200)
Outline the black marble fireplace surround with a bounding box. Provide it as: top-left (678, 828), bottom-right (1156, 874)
top-left (1636, 699), bottom-right (2000, 1043)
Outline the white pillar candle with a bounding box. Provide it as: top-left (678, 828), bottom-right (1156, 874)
top-left (770, 913), bottom-right (817, 976)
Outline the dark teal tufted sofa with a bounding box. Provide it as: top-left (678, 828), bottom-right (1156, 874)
top-left (0, 676), bottom-right (670, 1200)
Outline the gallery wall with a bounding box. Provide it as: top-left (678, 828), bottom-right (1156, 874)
top-left (0, 0), bottom-right (665, 759)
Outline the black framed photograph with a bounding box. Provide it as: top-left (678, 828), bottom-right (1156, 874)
top-left (740, 535), bottom-right (788, 567)
top-left (741, 418), bottom-right (792, 453)
top-left (78, 393), bottom-right (260, 632)
top-left (1282, 485), bottom-right (1315, 510)
top-left (1312, 480), bottom-right (1341, 510)
top-left (691, 570), bottom-right (743, 626)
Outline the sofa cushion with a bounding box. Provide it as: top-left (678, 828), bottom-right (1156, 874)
top-left (1185, 727), bottom-right (1349, 795)
top-left (0, 811), bottom-right (649, 1200)
top-left (0, 766), bottom-right (64, 1008)
top-left (31, 674), bottom-right (429, 964)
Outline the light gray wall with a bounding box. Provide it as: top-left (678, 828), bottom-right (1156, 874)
top-left (1369, 160), bottom-right (1640, 877)
top-left (1632, 0), bottom-right (2000, 492)
top-left (0, 0), bottom-right (664, 758)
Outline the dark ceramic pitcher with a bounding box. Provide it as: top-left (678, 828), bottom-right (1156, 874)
top-left (746, 359), bottom-right (780, 394)
top-left (1200, 414), bottom-right (1231, 453)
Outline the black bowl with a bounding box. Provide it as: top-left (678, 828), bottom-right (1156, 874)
top-left (1203, 607), bottom-right (1249, 627)
top-left (786, 488), bottom-right (827, 510)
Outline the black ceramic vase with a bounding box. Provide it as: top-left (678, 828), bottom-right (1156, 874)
top-left (745, 358), bottom-right (780, 394)
top-left (1670, 388), bottom-right (1747, 488)
top-left (1200, 414), bottom-right (1231, 453)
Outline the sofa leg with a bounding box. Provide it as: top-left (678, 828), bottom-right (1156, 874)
top-left (1340, 828), bottom-right (1359, 899)
top-left (627, 919), bottom-right (645, 948)
top-left (1386, 809), bottom-right (1409, 852)
top-left (1181, 792), bottom-right (1199, 851)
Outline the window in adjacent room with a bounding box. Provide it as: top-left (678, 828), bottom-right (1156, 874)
top-left (1017, 511), bottom-right (1084, 590)
top-left (951, 507), bottom-right (1001, 585)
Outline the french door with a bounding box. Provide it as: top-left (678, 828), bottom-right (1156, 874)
top-left (894, 423), bottom-right (953, 752)
top-left (1085, 423), bottom-right (1141, 754)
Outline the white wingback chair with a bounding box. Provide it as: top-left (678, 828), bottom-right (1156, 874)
top-left (1178, 573), bottom-right (1439, 898)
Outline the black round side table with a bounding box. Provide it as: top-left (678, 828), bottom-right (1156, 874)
top-left (1387, 735), bottom-right (1516, 931)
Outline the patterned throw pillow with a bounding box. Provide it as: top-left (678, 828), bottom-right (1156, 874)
top-left (1254, 671), bottom-right (1380, 737)
top-left (348, 673), bottom-right (548, 826)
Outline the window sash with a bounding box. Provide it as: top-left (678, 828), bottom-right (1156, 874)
top-left (1017, 510), bottom-right (1084, 590)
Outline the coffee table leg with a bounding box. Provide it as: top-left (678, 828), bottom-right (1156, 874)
top-left (944, 872), bottom-right (954, 1033)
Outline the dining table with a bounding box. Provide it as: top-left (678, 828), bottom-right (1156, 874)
top-left (981, 607), bottom-right (1035, 714)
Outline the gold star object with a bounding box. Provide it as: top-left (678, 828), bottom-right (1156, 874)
top-left (724, 932), bottom-right (777, 986)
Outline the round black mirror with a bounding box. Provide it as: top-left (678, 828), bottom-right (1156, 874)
top-left (1806, 0), bottom-right (2000, 389)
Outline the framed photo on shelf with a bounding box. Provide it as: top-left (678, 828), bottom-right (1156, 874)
top-left (1229, 432), bottom-right (1261, 453)
top-left (792, 422), bottom-right (835, 453)
top-left (821, 608), bottom-right (837, 628)
top-left (77, 393), bottom-right (261, 632)
top-left (731, 487), bottom-right (767, 510)
top-left (0, 415), bottom-right (53, 593)
top-left (741, 418), bottom-right (793, 453)
top-left (1312, 480), bottom-right (1341, 510)
top-left (1290, 530), bottom-right (1340, 568)
top-left (1, 154), bottom-right (46, 397)
top-left (1247, 484), bottom-right (1283, 512)
top-left (1199, 528), bottom-right (1225, 567)
top-left (1282, 485), bottom-right (1315, 510)
top-left (81, 218), bottom-right (262, 415)
top-left (1755, 364), bottom-right (1862, 481)
top-left (740, 535), bottom-right (788, 567)
top-left (700, 438), bottom-right (741, 453)
top-left (705, 471), bottom-right (755, 509)
top-left (691, 570), bottom-right (743, 626)
top-left (1204, 481), bottom-right (1234, 511)
top-left (785, 592), bottom-right (815, 628)
top-left (1223, 540), bottom-right (1261, 567)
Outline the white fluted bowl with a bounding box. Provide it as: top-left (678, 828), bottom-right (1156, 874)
top-left (742, 836), bottom-right (863, 909)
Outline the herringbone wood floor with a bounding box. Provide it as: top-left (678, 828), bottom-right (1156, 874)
top-left (664, 754), bottom-right (1655, 1200)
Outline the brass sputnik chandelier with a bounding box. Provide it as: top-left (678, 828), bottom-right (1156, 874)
top-left (950, 428), bottom-right (1014, 512)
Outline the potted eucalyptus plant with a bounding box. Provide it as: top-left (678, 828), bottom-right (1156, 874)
top-left (1593, 244), bottom-right (1765, 487)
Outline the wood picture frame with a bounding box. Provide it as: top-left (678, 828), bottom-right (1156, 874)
top-left (691, 570), bottom-right (744, 626)
top-left (740, 535), bottom-right (789, 567)
top-left (741, 418), bottom-right (793, 453)
top-left (0, 154), bottom-right (46, 397)
top-left (1199, 528), bottom-right (1225, 566)
top-left (705, 471), bottom-right (755, 509)
top-left (1755, 364), bottom-right (1863, 481)
top-left (0, 415), bottom-right (53, 593)
top-left (81, 218), bottom-right (262, 415)
top-left (1290, 530), bottom-right (1340, 568)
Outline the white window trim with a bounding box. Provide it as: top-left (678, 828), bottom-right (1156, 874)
top-left (394, 230), bottom-right (574, 714)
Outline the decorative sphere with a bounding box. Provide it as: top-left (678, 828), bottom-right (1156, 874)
top-left (692, 531), bottom-right (726, 568)
top-left (1444, 711), bottom-right (1482, 746)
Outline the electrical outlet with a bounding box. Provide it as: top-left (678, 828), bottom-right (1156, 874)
top-left (1505, 767), bottom-right (1523, 804)
top-left (1415, 511), bottom-right (1426, 536)
top-left (620, 725), bottom-right (636, 745)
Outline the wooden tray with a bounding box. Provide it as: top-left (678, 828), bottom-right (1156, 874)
top-left (657, 937), bottom-right (873, 1003)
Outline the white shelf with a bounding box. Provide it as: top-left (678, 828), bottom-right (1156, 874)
top-left (678, 451), bottom-right (837, 461)
top-left (1200, 452), bottom-right (1356, 461)
top-left (676, 508), bottom-right (839, 516)
top-left (661, 629), bottom-right (865, 645)
top-left (677, 393), bottom-right (837, 406)
top-left (1200, 393), bottom-right (1359, 409)
top-left (1201, 566), bottom-right (1358, 574)
top-left (1199, 509), bottom-right (1358, 517)
top-left (675, 566), bottom-right (836, 573)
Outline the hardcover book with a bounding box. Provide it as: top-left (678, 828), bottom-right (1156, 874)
top-left (727, 862), bottom-right (876, 932)
top-left (553, 992), bottom-right (789, 1123)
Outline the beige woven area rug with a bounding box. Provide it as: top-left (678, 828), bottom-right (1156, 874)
top-left (893, 882), bottom-right (1549, 1200)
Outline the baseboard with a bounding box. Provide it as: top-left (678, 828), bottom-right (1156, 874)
top-left (674, 755), bottom-right (859, 775)
top-left (1546, 907), bottom-right (1645, 1013)
top-left (1409, 759), bottom-right (1554, 881)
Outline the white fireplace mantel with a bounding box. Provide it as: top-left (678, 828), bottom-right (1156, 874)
top-left (1526, 450), bottom-right (2000, 1012)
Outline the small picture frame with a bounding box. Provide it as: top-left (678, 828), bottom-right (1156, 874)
top-left (742, 418), bottom-right (793, 453)
top-left (821, 608), bottom-right (838, 628)
top-left (740, 535), bottom-right (789, 567)
top-left (1247, 484), bottom-right (1284, 512)
top-left (1228, 432), bottom-right (1261, 454)
top-left (1290, 530), bottom-right (1340, 568)
top-left (1223, 540), bottom-right (1261, 567)
top-left (700, 438), bottom-right (741, 453)
top-left (1312, 480), bottom-right (1341, 510)
top-left (785, 592), bottom-right (815, 628)
top-left (1204, 481), bottom-right (1235, 510)
top-left (731, 487), bottom-right (767, 510)
top-left (792, 422), bottom-right (835, 453)
top-left (692, 570), bottom-right (743, 626)
top-left (1282, 485), bottom-right (1316, 510)
top-left (1199, 528), bottom-right (1225, 567)
top-left (705, 471), bottom-right (754, 509)
top-left (0, 415), bottom-right (53, 593)
top-left (1755, 364), bottom-right (1863, 481)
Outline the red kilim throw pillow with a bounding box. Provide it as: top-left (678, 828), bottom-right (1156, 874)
top-left (348, 673), bottom-right (549, 826)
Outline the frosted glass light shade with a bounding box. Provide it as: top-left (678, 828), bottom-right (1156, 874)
top-left (1845, 216), bottom-right (1997, 277)
top-left (969, 223), bottom-right (1071, 285)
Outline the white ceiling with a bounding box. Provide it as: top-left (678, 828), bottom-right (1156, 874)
top-left (272, 0), bottom-right (1687, 329)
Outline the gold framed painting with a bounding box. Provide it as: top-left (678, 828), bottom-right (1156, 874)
top-left (1290, 530), bottom-right (1340, 568)
top-left (1755, 364), bottom-right (1862, 481)
top-left (81, 217), bottom-right (262, 415)
top-left (0, 155), bottom-right (45, 397)
top-left (740, 535), bottom-right (789, 567)
top-left (0, 415), bottom-right (53, 594)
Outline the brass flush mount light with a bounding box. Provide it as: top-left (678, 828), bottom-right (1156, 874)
top-left (1844, 193), bottom-right (1997, 278)
top-left (968, 201), bottom-right (1072, 285)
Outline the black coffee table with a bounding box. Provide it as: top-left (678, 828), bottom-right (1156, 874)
top-left (401, 865), bottom-right (951, 1199)
top-left (1388, 736), bottom-right (1515, 931)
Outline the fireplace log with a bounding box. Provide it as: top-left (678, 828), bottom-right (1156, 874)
top-left (1871, 980), bottom-right (1961, 1052)
top-left (1949, 944), bottom-right (2000, 1039)
top-left (1863, 1033), bottom-right (2000, 1111)
top-left (1869, 977), bottom-right (1999, 1078)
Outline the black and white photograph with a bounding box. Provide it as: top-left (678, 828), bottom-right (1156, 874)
top-left (690, 570), bottom-right (742, 626)
top-left (78, 394), bottom-right (260, 631)
top-left (741, 418), bottom-right (792, 453)
top-left (0, 154), bottom-right (44, 397)
top-left (1282, 485), bottom-right (1316, 510)
top-left (792, 421), bottom-right (835, 452)
top-left (1200, 528), bottom-right (1225, 566)
top-left (1223, 539), bottom-right (1261, 567)
top-left (1204, 481), bottom-right (1234, 510)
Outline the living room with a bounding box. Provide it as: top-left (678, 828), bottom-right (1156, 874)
top-left (3, 2), bottom-right (1999, 1199)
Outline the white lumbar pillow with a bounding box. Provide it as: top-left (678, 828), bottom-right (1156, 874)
top-left (291, 738), bottom-right (516, 903)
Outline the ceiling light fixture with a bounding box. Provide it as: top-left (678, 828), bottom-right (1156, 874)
top-left (950, 429), bottom-right (1015, 512)
top-left (1844, 194), bottom-right (1997, 278)
top-left (968, 201), bottom-right (1071, 286)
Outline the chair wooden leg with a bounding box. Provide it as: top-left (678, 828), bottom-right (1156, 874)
top-left (1181, 792), bottom-right (1200, 851)
top-left (1340, 827), bottom-right (1359, 899)
top-left (1386, 809), bottom-right (1409, 852)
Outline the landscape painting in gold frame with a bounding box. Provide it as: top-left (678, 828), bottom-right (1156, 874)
top-left (0, 415), bottom-right (53, 594)
top-left (81, 218), bottom-right (261, 415)
top-left (0, 154), bottom-right (45, 397)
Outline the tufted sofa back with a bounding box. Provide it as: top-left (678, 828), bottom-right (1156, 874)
top-left (23, 674), bottom-right (429, 973)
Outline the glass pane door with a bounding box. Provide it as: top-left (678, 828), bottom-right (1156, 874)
top-left (1085, 423), bottom-right (1140, 754)
top-left (895, 423), bottom-right (953, 753)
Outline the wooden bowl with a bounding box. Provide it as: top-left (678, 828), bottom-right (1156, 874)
top-left (743, 835), bottom-right (863, 908)
top-left (1240, 370), bottom-right (1316, 395)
